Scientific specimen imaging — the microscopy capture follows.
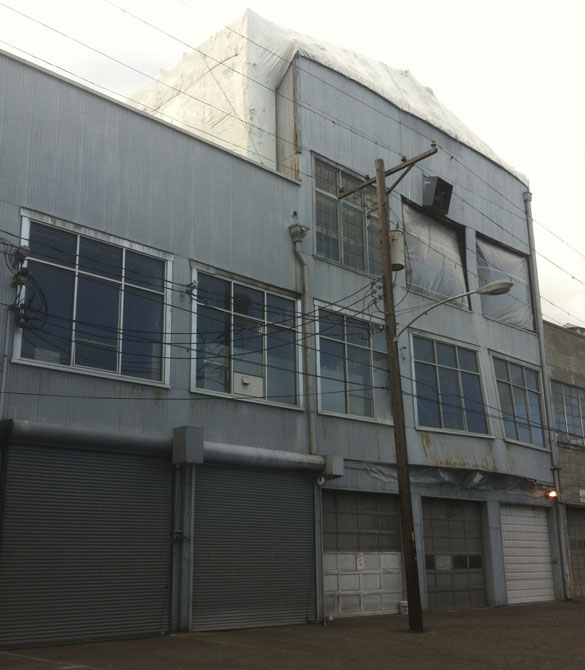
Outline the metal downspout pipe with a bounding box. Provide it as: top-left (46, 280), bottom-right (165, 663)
top-left (289, 223), bottom-right (317, 456)
top-left (0, 309), bottom-right (13, 422)
top-left (523, 190), bottom-right (571, 600)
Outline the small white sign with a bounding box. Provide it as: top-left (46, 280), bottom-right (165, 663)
top-left (579, 487), bottom-right (585, 504)
top-left (356, 552), bottom-right (365, 570)
top-left (435, 555), bottom-right (452, 571)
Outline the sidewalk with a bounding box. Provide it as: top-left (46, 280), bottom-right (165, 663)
top-left (2, 601), bottom-right (584, 670)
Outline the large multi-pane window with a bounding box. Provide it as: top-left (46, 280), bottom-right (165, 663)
top-left (552, 381), bottom-right (585, 446)
top-left (317, 309), bottom-right (391, 420)
top-left (19, 220), bottom-right (166, 381)
top-left (315, 159), bottom-right (380, 274)
top-left (476, 237), bottom-right (534, 330)
top-left (413, 336), bottom-right (488, 433)
top-left (493, 357), bottom-right (544, 447)
top-left (195, 272), bottom-right (298, 405)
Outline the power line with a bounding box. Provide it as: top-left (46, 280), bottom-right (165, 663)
top-left (1, 22), bottom-right (585, 323)
top-left (3, 18), bottom-right (585, 308)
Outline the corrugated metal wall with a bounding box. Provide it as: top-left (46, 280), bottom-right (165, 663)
top-left (192, 465), bottom-right (316, 630)
top-left (0, 443), bottom-right (173, 648)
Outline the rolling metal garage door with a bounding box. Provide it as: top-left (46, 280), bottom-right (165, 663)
top-left (566, 507), bottom-right (585, 598)
top-left (193, 465), bottom-right (316, 630)
top-left (501, 505), bottom-right (555, 604)
top-left (422, 498), bottom-right (487, 610)
top-left (0, 443), bottom-right (173, 648)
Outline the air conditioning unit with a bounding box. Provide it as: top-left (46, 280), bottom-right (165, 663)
top-left (423, 176), bottom-right (453, 216)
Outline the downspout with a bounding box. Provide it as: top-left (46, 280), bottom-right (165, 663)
top-left (523, 190), bottom-right (571, 600)
top-left (289, 220), bottom-right (317, 456)
top-left (0, 309), bottom-right (13, 421)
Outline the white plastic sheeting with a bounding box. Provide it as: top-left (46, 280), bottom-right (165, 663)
top-left (130, 10), bottom-right (525, 182)
top-left (476, 237), bottom-right (534, 330)
top-left (403, 205), bottom-right (467, 305)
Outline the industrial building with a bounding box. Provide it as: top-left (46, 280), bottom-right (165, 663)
top-left (0, 11), bottom-right (566, 647)
top-left (544, 321), bottom-right (585, 599)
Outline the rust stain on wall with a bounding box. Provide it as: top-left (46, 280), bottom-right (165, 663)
top-left (419, 433), bottom-right (498, 471)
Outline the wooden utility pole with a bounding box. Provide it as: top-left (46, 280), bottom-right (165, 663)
top-left (375, 158), bottom-right (424, 633)
top-left (337, 146), bottom-right (436, 633)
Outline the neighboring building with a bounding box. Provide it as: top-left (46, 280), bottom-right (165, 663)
top-left (0, 11), bottom-right (566, 648)
top-left (544, 321), bottom-right (585, 598)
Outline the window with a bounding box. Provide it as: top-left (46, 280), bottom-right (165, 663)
top-left (19, 220), bottom-right (167, 381)
top-left (403, 204), bottom-right (467, 306)
top-left (552, 381), bottom-right (585, 446)
top-left (317, 309), bottom-right (391, 420)
top-left (493, 357), bottom-right (544, 446)
top-left (194, 272), bottom-right (298, 405)
top-left (413, 336), bottom-right (488, 433)
top-left (476, 237), bottom-right (534, 330)
top-left (315, 159), bottom-right (380, 274)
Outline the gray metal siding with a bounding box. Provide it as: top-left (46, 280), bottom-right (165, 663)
top-left (0, 444), bottom-right (173, 648)
top-left (193, 465), bottom-right (316, 630)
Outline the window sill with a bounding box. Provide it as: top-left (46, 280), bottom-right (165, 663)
top-left (12, 357), bottom-right (171, 389)
top-left (318, 409), bottom-right (393, 426)
top-left (482, 314), bottom-right (536, 334)
top-left (503, 438), bottom-right (550, 452)
top-left (414, 424), bottom-right (495, 440)
top-left (313, 254), bottom-right (378, 279)
top-left (190, 387), bottom-right (304, 411)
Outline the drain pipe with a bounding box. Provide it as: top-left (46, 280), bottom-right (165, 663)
top-left (524, 190), bottom-right (571, 600)
top-left (0, 309), bottom-right (13, 422)
top-left (289, 218), bottom-right (317, 456)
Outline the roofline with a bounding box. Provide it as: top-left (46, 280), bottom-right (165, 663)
top-left (0, 47), bottom-right (301, 187)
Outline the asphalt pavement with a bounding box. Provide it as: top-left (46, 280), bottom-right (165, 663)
top-left (2, 601), bottom-right (584, 670)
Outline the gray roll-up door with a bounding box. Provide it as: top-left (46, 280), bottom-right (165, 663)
top-left (193, 465), bottom-right (316, 630)
top-left (567, 507), bottom-right (585, 598)
top-left (0, 443), bottom-right (173, 648)
top-left (422, 498), bottom-right (487, 610)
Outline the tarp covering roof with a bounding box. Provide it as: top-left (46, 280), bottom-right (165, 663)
top-left (130, 9), bottom-right (525, 183)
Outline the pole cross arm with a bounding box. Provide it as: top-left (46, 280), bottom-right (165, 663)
top-left (337, 145), bottom-right (438, 201)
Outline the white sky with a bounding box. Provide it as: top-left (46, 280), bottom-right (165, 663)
top-left (1, 0), bottom-right (584, 329)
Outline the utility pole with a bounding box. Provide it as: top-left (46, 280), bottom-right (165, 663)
top-left (338, 146), bottom-right (436, 633)
top-left (375, 158), bottom-right (423, 633)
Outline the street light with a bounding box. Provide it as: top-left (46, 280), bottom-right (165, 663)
top-left (395, 280), bottom-right (513, 340)
top-left (385, 277), bottom-right (512, 631)
top-left (343, 153), bottom-right (513, 633)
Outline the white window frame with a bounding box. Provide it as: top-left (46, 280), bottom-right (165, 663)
top-left (410, 330), bottom-right (492, 437)
top-left (13, 210), bottom-right (173, 386)
top-left (314, 156), bottom-right (380, 276)
top-left (315, 301), bottom-right (392, 424)
top-left (190, 266), bottom-right (303, 409)
top-left (491, 353), bottom-right (546, 449)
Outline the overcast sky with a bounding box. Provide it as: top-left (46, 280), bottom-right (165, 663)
top-left (1, 0), bottom-right (584, 328)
